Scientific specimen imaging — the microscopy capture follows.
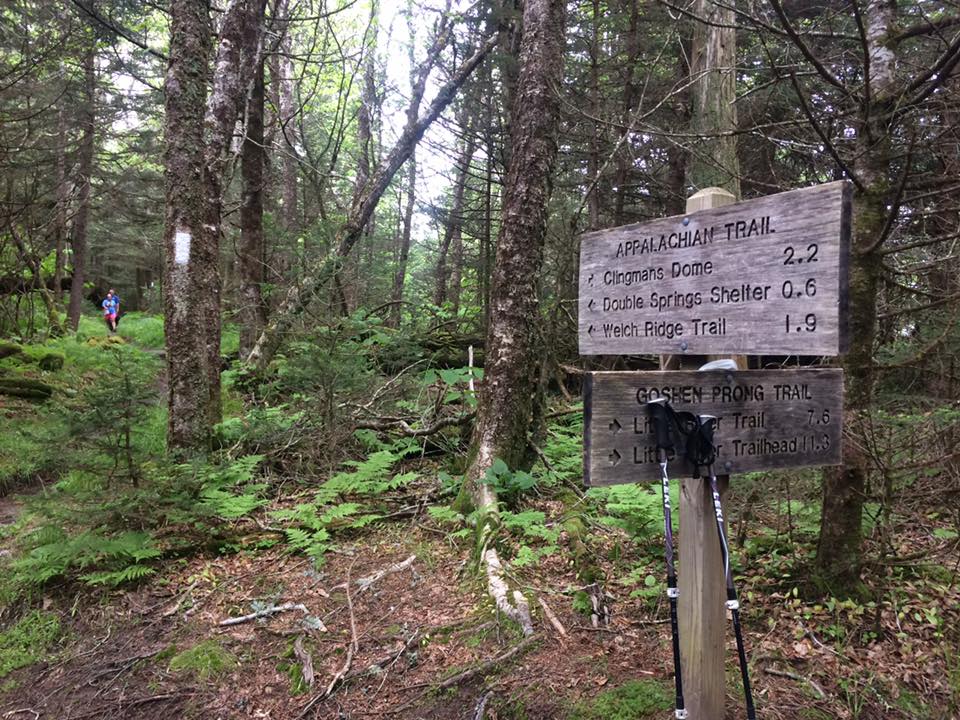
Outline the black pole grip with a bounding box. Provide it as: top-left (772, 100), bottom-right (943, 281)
top-left (647, 399), bottom-right (674, 451)
top-left (698, 415), bottom-right (717, 445)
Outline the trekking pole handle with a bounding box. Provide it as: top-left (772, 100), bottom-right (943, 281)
top-left (647, 398), bottom-right (674, 451)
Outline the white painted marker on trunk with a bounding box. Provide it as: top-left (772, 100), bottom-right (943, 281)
top-left (174, 231), bottom-right (191, 264)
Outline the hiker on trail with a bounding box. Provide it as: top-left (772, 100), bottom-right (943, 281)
top-left (102, 289), bottom-right (120, 332)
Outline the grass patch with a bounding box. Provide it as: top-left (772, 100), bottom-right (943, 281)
top-left (0, 610), bottom-right (62, 678)
top-left (168, 639), bottom-right (236, 680)
top-left (568, 679), bottom-right (671, 720)
top-left (118, 312), bottom-right (165, 349)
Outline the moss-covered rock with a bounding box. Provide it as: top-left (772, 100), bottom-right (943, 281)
top-left (86, 335), bottom-right (125, 348)
top-left (38, 352), bottom-right (65, 371)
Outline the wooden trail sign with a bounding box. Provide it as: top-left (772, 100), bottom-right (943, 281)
top-left (578, 181), bottom-right (852, 356)
top-left (583, 368), bottom-right (843, 487)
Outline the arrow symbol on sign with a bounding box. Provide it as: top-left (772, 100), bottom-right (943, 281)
top-left (587, 325), bottom-right (595, 336)
top-left (609, 418), bottom-right (622, 434)
top-left (609, 449), bottom-right (622, 466)
top-left (587, 298), bottom-right (596, 311)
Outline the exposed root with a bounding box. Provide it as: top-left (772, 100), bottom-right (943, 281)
top-left (484, 548), bottom-right (534, 636)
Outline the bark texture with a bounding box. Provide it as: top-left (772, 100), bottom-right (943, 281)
top-left (163, 0), bottom-right (212, 451)
top-left (434, 116), bottom-right (476, 307)
top-left (164, 0), bottom-right (266, 452)
top-left (388, 155), bottom-right (416, 328)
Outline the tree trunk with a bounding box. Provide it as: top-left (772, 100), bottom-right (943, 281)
top-left (434, 118), bottom-right (477, 307)
top-left (449, 220), bottom-right (465, 316)
top-left (586, 0), bottom-right (602, 231)
top-left (687, 0), bottom-right (740, 194)
top-left (388, 156), bottom-right (416, 328)
top-left (67, 40), bottom-right (96, 331)
top-left (164, 0), bottom-right (266, 451)
top-left (612, 0), bottom-right (640, 225)
top-left (245, 33), bottom-right (499, 373)
top-left (163, 0), bottom-right (213, 452)
top-left (815, 0), bottom-right (896, 592)
top-left (460, 0), bottom-right (566, 633)
top-left (278, 38), bottom-right (299, 234)
top-left (238, 59), bottom-right (267, 357)
top-left (54, 103), bottom-right (69, 307)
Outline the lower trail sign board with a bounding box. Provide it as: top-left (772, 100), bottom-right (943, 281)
top-left (583, 367), bottom-right (843, 486)
top-left (578, 181), bottom-right (851, 356)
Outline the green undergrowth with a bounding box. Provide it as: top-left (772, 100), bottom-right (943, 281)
top-left (568, 679), bottom-right (671, 720)
top-left (0, 610), bottom-right (62, 679)
top-left (269, 433), bottom-right (422, 565)
top-left (0, 323), bottom-right (271, 602)
top-left (117, 312), bottom-right (165, 348)
top-left (168, 639), bottom-right (236, 680)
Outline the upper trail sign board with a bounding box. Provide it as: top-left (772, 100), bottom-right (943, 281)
top-left (578, 181), bottom-right (852, 356)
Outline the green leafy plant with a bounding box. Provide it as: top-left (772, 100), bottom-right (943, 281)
top-left (481, 458), bottom-right (537, 507)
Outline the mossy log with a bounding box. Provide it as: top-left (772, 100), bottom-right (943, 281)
top-left (0, 377), bottom-right (54, 400)
top-left (0, 342), bottom-right (23, 360)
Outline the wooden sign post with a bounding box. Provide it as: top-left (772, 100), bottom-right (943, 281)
top-left (578, 183), bottom-right (851, 719)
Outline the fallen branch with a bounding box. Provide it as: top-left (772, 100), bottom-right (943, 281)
top-left (536, 596), bottom-right (567, 639)
top-left (353, 412), bottom-right (475, 437)
top-left (356, 554), bottom-right (417, 592)
top-left (218, 601), bottom-right (320, 627)
top-left (763, 667), bottom-right (826, 699)
top-left (390, 636), bottom-right (539, 715)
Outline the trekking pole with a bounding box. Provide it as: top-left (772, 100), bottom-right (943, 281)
top-left (696, 415), bottom-right (757, 720)
top-left (647, 398), bottom-right (687, 720)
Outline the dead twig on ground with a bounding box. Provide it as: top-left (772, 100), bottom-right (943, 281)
top-left (356, 554), bottom-right (417, 592)
top-left (388, 636), bottom-right (540, 715)
top-left (218, 601), bottom-right (322, 628)
top-left (65, 693), bottom-right (185, 720)
top-left (536, 596), bottom-right (567, 639)
top-left (763, 666), bottom-right (826, 699)
top-left (299, 562), bottom-right (360, 717)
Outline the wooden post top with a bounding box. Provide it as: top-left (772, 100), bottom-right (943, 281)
top-left (686, 186), bottom-right (736, 212)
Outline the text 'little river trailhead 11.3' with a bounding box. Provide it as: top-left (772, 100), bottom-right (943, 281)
top-left (578, 181), bottom-right (852, 356)
top-left (578, 181), bottom-right (852, 720)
